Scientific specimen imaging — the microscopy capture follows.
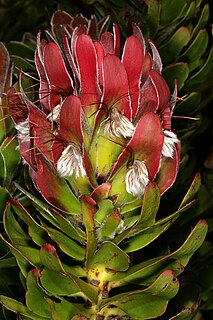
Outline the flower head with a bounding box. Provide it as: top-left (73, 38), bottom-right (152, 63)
top-left (7, 21), bottom-right (180, 212)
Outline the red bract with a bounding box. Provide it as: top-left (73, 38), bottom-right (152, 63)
top-left (8, 23), bottom-right (180, 213)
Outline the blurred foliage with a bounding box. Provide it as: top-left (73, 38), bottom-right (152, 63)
top-left (0, 0), bottom-right (212, 319)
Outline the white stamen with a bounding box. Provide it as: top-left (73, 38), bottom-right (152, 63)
top-left (47, 104), bottom-right (61, 122)
top-left (104, 108), bottom-right (135, 138)
top-left (125, 160), bottom-right (149, 197)
top-left (57, 144), bottom-right (86, 178)
top-left (15, 119), bottom-right (30, 142)
top-left (162, 130), bottom-right (179, 158)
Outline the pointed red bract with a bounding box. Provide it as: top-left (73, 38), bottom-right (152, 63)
top-left (22, 95), bottom-right (53, 162)
top-left (63, 36), bottom-right (79, 85)
top-left (150, 69), bottom-right (171, 113)
top-left (149, 39), bottom-right (162, 74)
top-left (129, 112), bottom-right (164, 179)
top-left (141, 51), bottom-right (152, 85)
top-left (58, 95), bottom-right (83, 146)
top-left (91, 182), bottom-right (112, 201)
top-left (71, 25), bottom-right (87, 59)
top-left (35, 33), bottom-right (50, 113)
top-left (102, 54), bottom-right (131, 119)
top-left (122, 35), bottom-right (144, 119)
top-left (35, 153), bottom-right (81, 213)
top-left (101, 32), bottom-right (114, 54)
top-left (137, 78), bottom-right (158, 120)
top-left (75, 34), bottom-right (100, 115)
top-left (132, 23), bottom-right (146, 51)
top-left (113, 24), bottom-right (120, 57)
top-left (35, 48), bottom-right (50, 114)
top-left (161, 106), bottom-right (171, 130)
top-left (156, 144), bottom-right (180, 194)
top-left (94, 41), bottom-right (105, 88)
top-left (7, 87), bottom-right (28, 123)
top-left (43, 42), bottom-right (73, 103)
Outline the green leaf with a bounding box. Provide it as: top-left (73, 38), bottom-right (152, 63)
top-left (109, 165), bottom-right (135, 208)
top-left (26, 269), bottom-right (51, 318)
top-left (50, 210), bottom-right (85, 243)
top-left (181, 1), bottom-right (196, 22)
top-left (162, 62), bottom-right (189, 90)
top-left (47, 297), bottom-right (85, 320)
top-left (94, 198), bottom-right (114, 224)
top-left (185, 47), bottom-right (213, 91)
top-left (6, 41), bottom-right (34, 60)
top-left (159, 27), bottom-right (191, 63)
top-left (124, 220), bottom-right (173, 252)
top-left (136, 182), bottom-right (160, 227)
top-left (100, 270), bottom-right (179, 319)
top-left (0, 257), bottom-right (19, 286)
top-left (180, 29), bottom-right (209, 71)
top-left (0, 42), bottom-right (10, 95)
top-left (97, 212), bottom-right (122, 241)
top-left (3, 202), bottom-right (31, 246)
top-left (0, 295), bottom-right (48, 320)
top-left (90, 241), bottom-right (129, 271)
top-left (80, 195), bottom-right (97, 268)
top-left (175, 92), bottom-right (202, 115)
top-left (0, 150), bottom-right (6, 186)
top-left (11, 198), bottom-right (49, 246)
top-left (191, 4), bottom-right (209, 38)
top-left (14, 182), bottom-right (59, 224)
top-left (68, 274), bottom-right (98, 304)
top-left (0, 187), bottom-right (10, 220)
top-left (0, 234), bottom-right (32, 277)
top-left (179, 173), bottom-right (201, 209)
top-left (39, 243), bottom-right (64, 272)
top-left (147, 0), bottom-right (161, 36)
top-left (44, 227), bottom-right (85, 261)
top-left (160, 0), bottom-right (187, 25)
top-left (109, 220), bottom-right (208, 284)
top-left (118, 199), bottom-right (195, 252)
top-left (42, 271), bottom-right (99, 304)
top-left (14, 184), bottom-right (84, 243)
top-left (0, 136), bottom-right (20, 186)
top-left (1, 205), bottom-right (41, 271)
top-left (40, 268), bottom-right (80, 296)
top-left (10, 55), bottom-right (35, 75)
top-left (169, 308), bottom-right (197, 319)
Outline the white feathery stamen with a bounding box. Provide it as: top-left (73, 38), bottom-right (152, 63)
top-left (47, 104), bottom-right (61, 122)
top-left (104, 108), bottom-right (135, 138)
top-left (162, 130), bottom-right (179, 158)
top-left (15, 119), bottom-right (30, 142)
top-left (125, 160), bottom-right (149, 197)
top-left (57, 144), bottom-right (86, 178)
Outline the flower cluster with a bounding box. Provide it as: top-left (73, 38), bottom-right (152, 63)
top-left (7, 23), bottom-right (180, 212)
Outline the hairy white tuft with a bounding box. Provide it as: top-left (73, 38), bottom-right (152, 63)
top-left (125, 160), bottom-right (149, 197)
top-left (15, 119), bottom-right (30, 142)
top-left (104, 108), bottom-right (135, 139)
top-left (162, 130), bottom-right (179, 158)
top-left (57, 144), bottom-right (86, 178)
top-left (47, 104), bottom-right (61, 122)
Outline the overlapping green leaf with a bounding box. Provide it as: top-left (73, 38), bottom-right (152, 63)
top-left (100, 270), bottom-right (179, 319)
